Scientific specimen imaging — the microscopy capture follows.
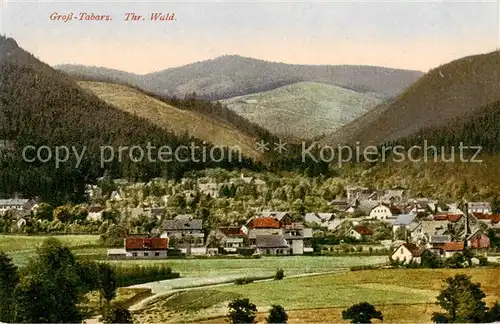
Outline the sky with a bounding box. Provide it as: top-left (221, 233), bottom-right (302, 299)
top-left (0, 0), bottom-right (499, 74)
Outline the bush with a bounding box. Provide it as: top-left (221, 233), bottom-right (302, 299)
top-left (228, 298), bottom-right (257, 324)
top-left (102, 303), bottom-right (133, 323)
top-left (235, 277), bottom-right (255, 285)
top-left (267, 304), bottom-right (288, 324)
top-left (342, 302), bottom-right (383, 323)
top-left (274, 268), bottom-right (285, 280)
top-left (237, 248), bottom-right (256, 256)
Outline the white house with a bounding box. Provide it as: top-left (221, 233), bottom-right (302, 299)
top-left (369, 204), bottom-right (402, 220)
top-left (123, 237), bottom-right (168, 258)
top-left (348, 225), bottom-right (373, 240)
top-left (391, 243), bottom-right (422, 264)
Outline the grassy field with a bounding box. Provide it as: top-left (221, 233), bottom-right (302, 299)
top-left (133, 267), bottom-right (500, 323)
top-left (107, 255), bottom-right (388, 278)
top-left (1, 235), bottom-right (100, 265)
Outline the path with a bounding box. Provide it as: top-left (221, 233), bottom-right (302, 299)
top-left (129, 268), bottom-right (349, 312)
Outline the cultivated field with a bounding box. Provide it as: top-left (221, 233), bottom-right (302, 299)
top-left (133, 267), bottom-right (500, 323)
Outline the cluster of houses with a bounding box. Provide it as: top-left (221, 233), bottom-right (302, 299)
top-left (107, 211), bottom-right (314, 259)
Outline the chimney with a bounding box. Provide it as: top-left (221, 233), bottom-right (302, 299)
top-left (464, 200), bottom-right (469, 245)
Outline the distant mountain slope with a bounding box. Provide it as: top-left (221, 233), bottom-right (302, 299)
top-left (322, 50), bottom-right (500, 146)
top-left (0, 36), bottom-right (255, 203)
top-left (221, 81), bottom-right (384, 138)
top-left (77, 81), bottom-right (263, 160)
top-left (56, 55), bottom-right (423, 100)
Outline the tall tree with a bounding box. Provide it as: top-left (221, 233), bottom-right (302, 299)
top-left (98, 263), bottom-right (117, 316)
top-left (432, 274), bottom-right (487, 323)
top-left (15, 238), bottom-right (84, 323)
top-left (0, 252), bottom-right (19, 322)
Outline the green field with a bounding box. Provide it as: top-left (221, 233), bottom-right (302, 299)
top-left (133, 268), bottom-right (500, 323)
top-left (108, 255), bottom-right (388, 278)
top-left (0, 235), bottom-right (100, 266)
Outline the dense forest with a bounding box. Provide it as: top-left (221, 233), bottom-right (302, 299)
top-left (0, 36), bottom-right (261, 204)
top-left (389, 99), bottom-right (500, 154)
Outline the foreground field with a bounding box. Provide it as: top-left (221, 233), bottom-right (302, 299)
top-left (133, 267), bottom-right (500, 323)
top-left (1, 235), bottom-right (100, 265)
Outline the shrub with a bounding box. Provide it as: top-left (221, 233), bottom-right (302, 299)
top-left (102, 303), bottom-right (133, 323)
top-left (274, 268), bottom-right (285, 280)
top-left (267, 304), bottom-right (288, 324)
top-left (235, 277), bottom-right (254, 285)
top-left (237, 248), bottom-right (256, 256)
top-left (228, 298), bottom-right (257, 324)
top-left (342, 302), bottom-right (383, 323)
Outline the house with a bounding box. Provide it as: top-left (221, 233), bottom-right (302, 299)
top-left (304, 212), bottom-right (337, 230)
top-left (123, 237), bottom-right (168, 258)
top-left (408, 222), bottom-right (424, 243)
top-left (282, 223), bottom-right (313, 254)
top-left (428, 235), bottom-right (452, 252)
top-left (442, 241), bottom-right (465, 258)
top-left (369, 203), bottom-right (402, 220)
top-left (246, 214), bottom-right (311, 254)
top-left (161, 219), bottom-right (205, 249)
top-left (348, 225), bottom-right (373, 240)
top-left (229, 173), bottom-right (254, 185)
top-left (255, 235), bottom-right (290, 255)
top-left (346, 186), bottom-right (372, 204)
top-left (472, 213), bottom-right (500, 227)
top-left (468, 202), bottom-right (491, 214)
top-left (0, 199), bottom-right (36, 214)
top-left (87, 206), bottom-right (105, 221)
top-left (392, 214), bottom-right (417, 235)
top-left (391, 243), bottom-right (423, 264)
top-left (356, 200), bottom-right (380, 215)
top-left (217, 227), bottom-right (246, 252)
top-left (197, 182), bottom-right (220, 198)
top-left (466, 229), bottom-right (490, 250)
top-left (110, 191), bottom-right (122, 201)
top-left (246, 217), bottom-right (283, 246)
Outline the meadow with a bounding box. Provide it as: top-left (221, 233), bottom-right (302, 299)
top-left (0, 234), bottom-right (101, 265)
top-left (133, 267), bottom-right (500, 323)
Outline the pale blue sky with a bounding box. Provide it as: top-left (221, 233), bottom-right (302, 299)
top-left (1, 0), bottom-right (499, 73)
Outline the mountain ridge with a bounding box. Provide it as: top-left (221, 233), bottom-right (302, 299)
top-left (56, 55), bottom-right (424, 100)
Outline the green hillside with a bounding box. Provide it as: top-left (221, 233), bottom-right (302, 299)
top-left (222, 82), bottom-right (383, 138)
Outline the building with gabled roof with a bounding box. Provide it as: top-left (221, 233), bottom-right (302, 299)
top-left (391, 242), bottom-right (423, 264)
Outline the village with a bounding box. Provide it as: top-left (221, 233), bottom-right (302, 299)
top-left (1, 171), bottom-right (499, 267)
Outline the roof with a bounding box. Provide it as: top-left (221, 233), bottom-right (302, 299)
top-left (399, 243), bottom-right (422, 256)
top-left (174, 214), bottom-right (194, 221)
top-left (393, 214), bottom-right (417, 226)
top-left (256, 235), bottom-right (289, 248)
top-left (352, 225), bottom-right (373, 235)
top-left (247, 217), bottom-right (281, 229)
top-left (259, 211), bottom-right (289, 221)
top-left (0, 199), bottom-right (29, 206)
top-left (358, 200), bottom-right (380, 214)
top-left (304, 213), bottom-right (334, 223)
top-left (383, 204), bottom-right (402, 215)
top-left (218, 227), bottom-right (245, 237)
top-left (429, 235), bottom-right (452, 244)
top-left (88, 206), bottom-right (105, 213)
top-left (442, 241), bottom-right (465, 251)
top-left (162, 219), bottom-right (203, 230)
top-left (433, 214), bottom-right (462, 222)
top-left (125, 237), bottom-right (168, 250)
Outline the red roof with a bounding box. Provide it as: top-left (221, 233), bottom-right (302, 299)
top-left (247, 217), bottom-right (280, 229)
top-left (353, 225), bottom-right (373, 235)
top-left (433, 214), bottom-right (463, 222)
top-left (474, 213), bottom-right (500, 223)
top-left (219, 227), bottom-right (245, 236)
top-left (402, 243), bottom-right (422, 256)
top-left (382, 203), bottom-right (402, 215)
top-left (442, 241), bottom-right (464, 251)
top-left (125, 237), bottom-right (168, 250)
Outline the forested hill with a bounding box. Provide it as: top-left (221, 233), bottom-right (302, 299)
top-left (57, 55), bottom-right (424, 100)
top-left (0, 36), bottom-right (258, 204)
top-left (322, 50), bottom-right (500, 146)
